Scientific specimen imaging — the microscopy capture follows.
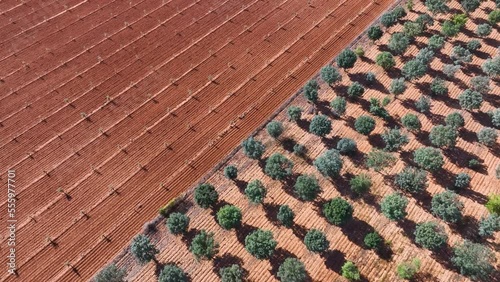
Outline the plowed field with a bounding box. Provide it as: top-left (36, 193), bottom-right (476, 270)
top-left (113, 0), bottom-right (499, 281)
top-left (0, 0), bottom-right (396, 280)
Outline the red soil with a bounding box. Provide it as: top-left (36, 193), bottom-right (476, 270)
top-left (0, 0), bottom-right (394, 280)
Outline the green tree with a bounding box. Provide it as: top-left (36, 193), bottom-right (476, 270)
top-left (430, 77), bottom-right (448, 96)
top-left (341, 261), bottom-right (361, 281)
top-left (425, 0), bottom-right (449, 15)
top-left (401, 113), bottom-right (421, 131)
top-left (429, 125), bottom-right (458, 148)
top-left (376, 52), bottom-right (396, 70)
top-left (451, 46), bottom-right (472, 64)
top-left (381, 193), bottom-right (408, 221)
top-left (242, 137), bottom-right (265, 159)
top-left (309, 115), bottom-right (332, 137)
top-left (414, 221), bottom-right (448, 250)
top-left (467, 40), bottom-right (481, 51)
top-left (337, 48), bottom-right (357, 70)
top-left (330, 96), bottom-right (347, 116)
top-left (489, 108), bottom-right (500, 128)
top-left (245, 180), bottom-right (267, 204)
top-left (224, 165), bottom-right (238, 180)
top-left (304, 229), bottom-right (329, 253)
top-left (488, 10), bottom-right (500, 24)
top-left (217, 205), bottom-right (242, 230)
top-left (294, 174), bottom-right (321, 201)
top-left (277, 205), bottom-right (295, 227)
top-left (366, 72), bottom-right (376, 84)
top-left (277, 258), bottom-right (306, 282)
top-left (364, 231), bottom-right (383, 250)
top-left (393, 6), bottom-right (407, 19)
top-left (95, 264), bottom-right (127, 282)
top-left (167, 212), bottom-right (190, 235)
top-left (354, 46), bottom-right (364, 57)
top-left (441, 20), bottom-right (460, 37)
top-left (293, 144), bottom-right (307, 157)
top-left (265, 153), bottom-right (293, 180)
top-left (220, 264), bottom-right (243, 282)
top-left (486, 194), bottom-right (500, 214)
top-left (190, 230), bottom-right (219, 260)
top-left (303, 79), bottom-right (319, 103)
top-left (458, 89), bottom-right (483, 110)
top-left (442, 64), bottom-right (460, 78)
top-left (355, 115), bottom-right (376, 135)
top-left (470, 76), bottom-right (491, 94)
top-left (478, 214), bottom-right (500, 237)
top-left (130, 234), bottom-right (159, 264)
top-left (432, 190), bottom-right (464, 223)
top-left (245, 229), bottom-right (277, 259)
top-left (382, 127), bottom-right (409, 151)
top-left (389, 78), bottom-right (407, 95)
top-left (267, 121), bottom-right (284, 139)
top-left (477, 127), bottom-right (498, 147)
top-left (381, 11), bottom-right (398, 28)
top-left (452, 14), bottom-right (468, 28)
top-left (337, 138), bottom-right (357, 155)
top-left (451, 240), bottom-right (495, 281)
top-left (406, 0), bottom-right (414, 10)
top-left (413, 147), bottom-right (444, 171)
top-left (415, 95), bottom-right (431, 113)
top-left (476, 23), bottom-right (492, 37)
top-left (158, 265), bottom-right (187, 282)
top-left (369, 98), bottom-right (390, 119)
top-left (454, 173), bottom-right (471, 189)
top-left (321, 65), bottom-right (342, 85)
top-left (367, 25), bottom-right (383, 41)
top-left (403, 21), bottom-right (424, 37)
top-left (445, 112), bottom-right (464, 128)
top-left (194, 183), bottom-right (219, 209)
top-left (482, 56), bottom-right (500, 77)
top-left (397, 258), bottom-right (421, 280)
top-left (395, 166), bottom-right (428, 193)
top-left (323, 197), bottom-right (353, 226)
top-left (415, 47), bottom-right (434, 65)
top-left (428, 34), bottom-right (445, 50)
top-left (366, 149), bottom-right (397, 172)
top-left (350, 174), bottom-right (372, 195)
top-left (314, 149), bottom-right (343, 178)
top-left (388, 32), bottom-right (410, 55)
top-left (402, 59), bottom-right (427, 81)
top-left (461, 0), bottom-right (480, 14)
top-left (287, 106), bottom-right (302, 122)
top-left (416, 13), bottom-right (434, 29)
top-left (347, 82), bottom-right (365, 98)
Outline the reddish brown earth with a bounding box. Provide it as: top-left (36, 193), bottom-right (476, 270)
top-left (0, 0), bottom-right (395, 281)
top-left (115, 0), bottom-right (499, 281)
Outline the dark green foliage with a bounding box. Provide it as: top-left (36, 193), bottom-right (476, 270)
top-left (294, 174), bottom-right (321, 201)
top-left (267, 121), bottom-right (284, 139)
top-left (369, 98), bottom-right (390, 119)
top-left (482, 56), bottom-right (500, 77)
top-left (441, 20), bottom-right (460, 37)
top-left (388, 32), bottom-right (410, 55)
top-left (323, 197), bottom-right (353, 226)
top-left (470, 76), bottom-right (490, 94)
top-left (393, 6), bottom-right (407, 19)
top-left (293, 143), bottom-right (307, 157)
top-left (314, 149), bottom-right (343, 178)
top-left (95, 264), bottom-right (127, 282)
top-left (242, 137), bottom-right (265, 159)
top-left (402, 59), bottom-right (427, 81)
top-left (415, 95), bottom-right (431, 113)
top-left (277, 258), bottom-right (306, 282)
top-left (429, 125), bottom-right (458, 148)
top-left (130, 234), bottom-right (159, 264)
top-left (365, 72), bottom-right (376, 84)
top-left (497, 0), bottom-right (500, 8)
top-left (489, 10), bottom-right (500, 24)
top-left (445, 112), bottom-right (465, 128)
top-left (413, 147), bottom-right (444, 171)
top-left (416, 13), bottom-right (434, 29)
top-left (321, 65), bottom-right (342, 85)
top-left (442, 64), bottom-right (460, 78)
top-left (355, 115), bottom-right (375, 135)
top-left (395, 166), bottom-right (428, 193)
top-left (486, 194), bottom-right (500, 215)
top-left (415, 47), bottom-right (434, 65)
top-left (304, 229), bottom-right (329, 253)
top-left (265, 153), bottom-right (293, 180)
top-left (341, 261), bottom-right (361, 281)
top-left (476, 23), bottom-right (493, 37)
top-left (287, 106), bottom-right (303, 122)
top-left (381, 193), bottom-right (408, 221)
top-left (245, 229), bottom-right (277, 259)
top-left (452, 13), bottom-right (468, 28)
top-left (397, 259), bottom-right (421, 280)
top-left (337, 48), bottom-right (357, 70)
top-left (367, 25), bottom-right (383, 41)
top-left (403, 21), bottom-right (424, 37)
top-left (194, 183), bottom-right (219, 209)
top-left (381, 11), bottom-right (398, 28)
top-left (364, 232), bottom-right (383, 250)
top-left (414, 221), bottom-right (448, 250)
top-left (451, 46), bottom-right (472, 64)
top-left (330, 96), bottom-right (347, 116)
top-left (459, 89), bottom-right (483, 110)
top-left (245, 180), bottom-right (267, 204)
top-left (376, 52), bottom-right (396, 70)
top-left (477, 127), bottom-right (498, 146)
top-left (277, 205), bottom-right (295, 228)
top-left (432, 190), bottom-right (464, 223)
top-left (337, 138), bottom-right (357, 155)
top-left (469, 158), bottom-right (481, 169)
top-left (452, 240), bottom-right (495, 281)
top-left (406, 0), bottom-right (414, 10)
top-left (478, 214), bottom-right (500, 237)
top-left (349, 174), bottom-right (372, 195)
top-left (347, 81), bottom-right (365, 98)
top-left (366, 149), bottom-right (397, 172)
top-left (220, 264), bottom-right (243, 282)
top-left (167, 212), bottom-right (190, 235)
top-left (426, 0), bottom-right (449, 14)
top-left (454, 173), bottom-right (471, 189)
top-left (224, 165), bottom-right (238, 180)
top-left (190, 230), bottom-right (219, 260)
top-left (467, 40), bottom-right (481, 51)
top-left (382, 127), bottom-right (409, 151)
top-left (158, 265), bottom-right (187, 282)
top-left (401, 113), bottom-right (421, 131)
top-left (309, 115), bottom-right (332, 137)
top-left (303, 79), bottom-right (319, 103)
top-left (430, 77), bottom-right (448, 96)
top-left (461, 0), bottom-right (480, 13)
top-left (428, 34), bottom-right (445, 50)
top-left (489, 108), bottom-right (500, 128)
top-left (216, 205), bottom-right (242, 230)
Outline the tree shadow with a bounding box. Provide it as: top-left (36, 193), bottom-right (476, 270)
top-left (347, 150), bottom-right (366, 168)
top-left (449, 215), bottom-right (480, 242)
top-left (430, 244), bottom-right (454, 271)
top-left (341, 218), bottom-right (375, 249)
top-left (296, 118), bottom-right (311, 132)
top-left (412, 189), bottom-right (433, 214)
top-left (281, 138), bottom-right (297, 153)
top-left (181, 228), bottom-right (201, 248)
top-left (431, 168), bottom-right (456, 190)
top-left (368, 79), bottom-right (389, 94)
top-left (333, 84), bottom-right (349, 96)
top-left (211, 200), bottom-right (231, 218)
top-left (462, 64), bottom-right (484, 77)
top-left (263, 202), bottom-right (281, 226)
top-left (292, 223), bottom-right (308, 241)
top-left (281, 173), bottom-right (300, 199)
top-left (458, 128), bottom-right (477, 144)
top-left (234, 179), bottom-right (248, 195)
top-left (427, 112), bottom-right (445, 126)
top-left (313, 198), bottom-right (328, 218)
top-left (444, 146), bottom-right (482, 169)
top-left (471, 111), bottom-right (494, 128)
top-left (368, 133), bottom-right (385, 149)
top-left (258, 157), bottom-right (267, 172)
top-left (332, 172), bottom-right (355, 199)
top-left (376, 242), bottom-right (394, 261)
top-left (484, 37), bottom-right (500, 49)
top-left (321, 135), bottom-right (342, 150)
top-left (315, 100), bottom-right (336, 119)
top-left (212, 254), bottom-right (245, 278)
top-left (321, 249), bottom-right (346, 274)
top-left (362, 193), bottom-right (381, 212)
top-left (235, 223), bottom-right (257, 246)
top-left (270, 248), bottom-right (312, 281)
top-left (360, 56), bottom-right (375, 65)
top-left (484, 92), bottom-right (500, 108)
top-left (154, 262), bottom-right (166, 278)
top-left (386, 68), bottom-right (402, 79)
top-left (488, 144), bottom-right (500, 159)
top-left (458, 187), bottom-right (488, 205)
top-left (413, 272), bottom-right (440, 282)
top-left (397, 218), bottom-right (417, 243)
